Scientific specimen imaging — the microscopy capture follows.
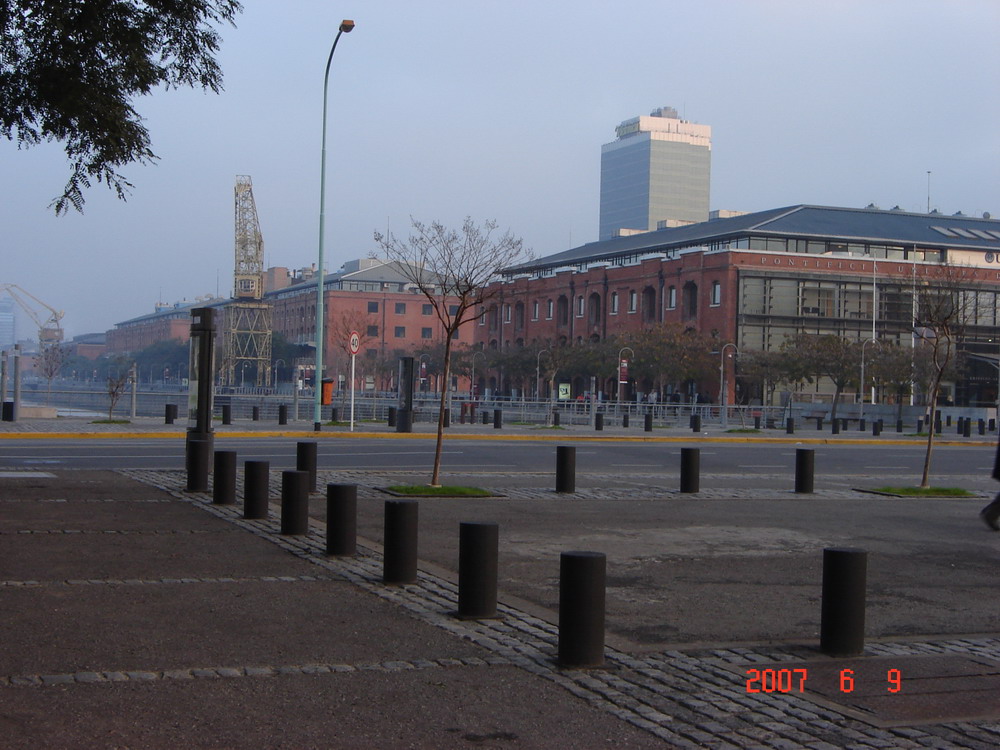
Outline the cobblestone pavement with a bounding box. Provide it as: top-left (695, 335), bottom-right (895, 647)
top-left (112, 468), bottom-right (1000, 749)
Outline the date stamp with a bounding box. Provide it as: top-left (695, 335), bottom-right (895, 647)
top-left (746, 667), bottom-right (902, 694)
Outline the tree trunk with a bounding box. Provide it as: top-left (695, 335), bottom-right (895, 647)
top-left (430, 332), bottom-right (454, 487)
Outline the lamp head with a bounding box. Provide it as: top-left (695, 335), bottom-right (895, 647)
top-left (340, 19), bottom-right (355, 33)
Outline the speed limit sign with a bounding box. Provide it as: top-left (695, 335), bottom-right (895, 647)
top-left (348, 330), bottom-right (361, 355)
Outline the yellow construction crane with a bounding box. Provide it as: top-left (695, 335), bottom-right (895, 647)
top-left (0, 284), bottom-right (65, 344)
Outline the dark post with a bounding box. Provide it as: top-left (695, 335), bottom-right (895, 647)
top-left (387, 406), bottom-right (397, 427)
top-left (383, 500), bottom-right (419, 584)
top-left (594, 412), bottom-right (604, 431)
top-left (979, 418), bottom-right (986, 436)
top-left (786, 417), bottom-right (795, 435)
top-left (935, 417), bottom-right (942, 435)
top-left (278, 404), bottom-right (288, 425)
top-left (330, 407), bottom-right (339, 424)
top-left (552, 410), bottom-right (561, 427)
top-left (458, 522), bottom-right (499, 620)
top-left (326, 484), bottom-right (357, 556)
top-left (493, 408), bottom-right (503, 429)
top-left (243, 460), bottom-right (270, 519)
top-left (817, 417), bottom-right (824, 430)
top-left (680, 448), bottom-right (700, 493)
top-left (820, 547), bottom-right (868, 657)
top-left (185, 438), bottom-right (211, 492)
top-left (794, 448), bottom-right (815, 494)
top-left (946, 414), bottom-right (952, 427)
top-left (252, 405), bottom-right (260, 421)
top-left (556, 446), bottom-right (576, 493)
top-left (990, 418), bottom-right (996, 432)
top-left (896, 418), bottom-right (903, 433)
top-left (832, 419), bottom-right (840, 435)
top-left (622, 413), bottom-right (629, 429)
top-left (165, 404), bottom-right (175, 424)
top-left (212, 450), bottom-right (237, 505)
top-left (443, 408), bottom-right (450, 428)
top-left (859, 418), bottom-right (865, 432)
top-left (482, 410), bottom-right (490, 425)
top-left (280, 470), bottom-right (310, 535)
top-left (396, 357), bottom-right (414, 434)
top-left (754, 415), bottom-right (761, 430)
top-left (558, 551), bottom-right (606, 668)
top-left (691, 414), bottom-right (701, 432)
top-left (185, 307), bottom-right (216, 478)
top-left (644, 413), bottom-right (653, 432)
top-left (222, 404), bottom-right (232, 425)
top-left (296, 441), bottom-right (318, 492)
top-left (872, 421), bottom-right (881, 437)
top-left (956, 417), bottom-right (964, 435)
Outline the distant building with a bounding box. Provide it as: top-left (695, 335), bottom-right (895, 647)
top-left (64, 332), bottom-right (107, 360)
top-left (599, 106), bottom-right (711, 240)
top-left (0, 297), bottom-right (14, 349)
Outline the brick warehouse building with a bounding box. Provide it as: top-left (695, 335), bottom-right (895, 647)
top-left (478, 204), bottom-right (1000, 406)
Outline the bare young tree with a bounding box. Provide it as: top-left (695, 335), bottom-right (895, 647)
top-left (36, 343), bottom-right (65, 405)
top-left (375, 217), bottom-right (532, 486)
top-left (105, 358), bottom-right (133, 421)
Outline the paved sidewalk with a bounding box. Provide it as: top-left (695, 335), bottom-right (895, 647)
top-left (1, 467), bottom-right (998, 748)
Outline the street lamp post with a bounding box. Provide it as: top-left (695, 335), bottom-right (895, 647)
top-left (471, 350), bottom-right (485, 400)
top-left (860, 338), bottom-right (880, 423)
top-left (719, 343), bottom-right (738, 429)
top-left (617, 346), bottom-right (635, 410)
top-left (313, 19), bottom-right (355, 432)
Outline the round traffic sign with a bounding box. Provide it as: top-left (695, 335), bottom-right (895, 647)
top-left (348, 330), bottom-right (361, 355)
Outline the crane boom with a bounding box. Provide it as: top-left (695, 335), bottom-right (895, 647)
top-left (0, 284), bottom-right (65, 343)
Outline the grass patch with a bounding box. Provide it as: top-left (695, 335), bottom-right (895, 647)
top-left (726, 428), bottom-right (761, 434)
top-left (90, 419), bottom-right (131, 424)
top-left (871, 486), bottom-right (974, 497)
top-left (534, 425), bottom-right (566, 430)
top-left (386, 484), bottom-right (492, 497)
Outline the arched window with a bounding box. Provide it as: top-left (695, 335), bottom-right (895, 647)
top-left (588, 292), bottom-right (602, 325)
top-left (641, 286), bottom-right (656, 323)
top-left (683, 282), bottom-right (698, 320)
top-left (557, 295), bottom-right (569, 325)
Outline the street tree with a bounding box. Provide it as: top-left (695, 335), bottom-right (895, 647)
top-left (104, 357), bottom-right (132, 421)
top-left (374, 218), bottom-right (532, 486)
top-left (0, 0), bottom-right (241, 213)
top-left (738, 349), bottom-right (798, 406)
top-left (36, 342), bottom-right (65, 404)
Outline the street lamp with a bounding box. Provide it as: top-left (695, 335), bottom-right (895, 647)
top-left (535, 349), bottom-right (549, 400)
top-left (617, 346), bottom-right (634, 407)
top-left (418, 354), bottom-right (430, 393)
top-left (860, 338), bottom-right (880, 423)
top-left (471, 350), bottom-right (485, 399)
top-left (313, 19), bottom-right (356, 432)
top-left (719, 343), bottom-right (738, 429)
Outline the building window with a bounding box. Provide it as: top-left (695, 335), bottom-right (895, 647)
top-left (667, 286), bottom-right (677, 310)
top-left (367, 301), bottom-right (378, 313)
top-left (478, 306), bottom-right (485, 325)
top-left (503, 304), bottom-right (511, 323)
top-left (448, 304), bottom-right (459, 315)
top-left (711, 281), bottom-right (721, 306)
top-left (395, 302), bottom-right (406, 314)
top-left (421, 327), bottom-right (433, 339)
top-left (532, 301), bottom-right (539, 320)
top-left (610, 292), bottom-right (619, 314)
top-left (422, 304), bottom-right (433, 315)
top-left (367, 325), bottom-right (378, 337)
top-left (546, 299), bottom-right (554, 319)
top-left (394, 326), bottom-right (405, 338)
top-left (628, 290), bottom-right (637, 313)
top-left (576, 295), bottom-right (584, 317)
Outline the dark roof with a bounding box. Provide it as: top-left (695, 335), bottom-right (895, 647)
top-left (507, 205), bottom-right (1000, 274)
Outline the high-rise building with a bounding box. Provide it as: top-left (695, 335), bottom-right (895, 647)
top-left (599, 106), bottom-right (711, 240)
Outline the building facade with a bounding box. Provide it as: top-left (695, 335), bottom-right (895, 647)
top-left (482, 205), bottom-right (1000, 406)
top-left (599, 106), bottom-right (711, 240)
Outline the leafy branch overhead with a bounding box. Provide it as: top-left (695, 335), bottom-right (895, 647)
top-left (0, 0), bottom-right (242, 213)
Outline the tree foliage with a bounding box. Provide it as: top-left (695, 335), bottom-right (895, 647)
top-left (0, 0), bottom-right (241, 213)
top-left (781, 333), bottom-right (862, 422)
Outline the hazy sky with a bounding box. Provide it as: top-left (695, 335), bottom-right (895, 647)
top-left (2, 0), bottom-right (998, 339)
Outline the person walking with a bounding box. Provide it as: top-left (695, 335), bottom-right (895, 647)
top-left (980, 436), bottom-right (1000, 530)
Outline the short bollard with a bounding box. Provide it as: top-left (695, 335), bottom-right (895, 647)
top-left (558, 551), bottom-right (606, 668)
top-left (326, 484), bottom-right (357, 556)
top-left (644, 413), bottom-right (653, 432)
top-left (622, 413), bottom-right (629, 429)
top-left (794, 448), bottom-right (815, 494)
top-left (383, 500), bottom-right (419, 584)
top-left (917, 418), bottom-right (923, 433)
top-left (963, 418), bottom-right (971, 438)
top-left (443, 409), bottom-right (450, 428)
top-left (832, 420), bottom-right (840, 435)
top-left (820, 547), bottom-right (868, 657)
top-left (296, 441), bottom-right (318, 492)
top-left (493, 409), bottom-right (503, 430)
top-left (186, 438), bottom-right (211, 493)
top-left (594, 413), bottom-right (604, 431)
top-left (556, 445), bottom-right (576, 493)
top-left (165, 404), bottom-right (176, 425)
top-left (243, 460), bottom-right (270, 519)
top-left (872, 421), bottom-right (881, 437)
top-left (482, 410), bottom-right (490, 425)
top-left (816, 417), bottom-right (823, 430)
top-left (278, 404), bottom-right (288, 425)
top-left (458, 522), bottom-right (499, 620)
top-left (252, 405), bottom-right (260, 422)
top-left (786, 417), bottom-right (795, 435)
top-left (387, 406), bottom-right (397, 427)
top-left (990, 418), bottom-right (996, 432)
top-left (935, 419), bottom-right (942, 435)
top-left (896, 419), bottom-right (903, 433)
top-left (691, 414), bottom-right (701, 432)
top-left (859, 418), bottom-right (865, 432)
top-left (946, 414), bottom-right (952, 427)
top-left (754, 415), bottom-right (761, 430)
top-left (680, 448), bottom-right (700, 493)
top-left (979, 419), bottom-right (986, 436)
top-left (330, 407), bottom-right (339, 424)
top-left (957, 417), bottom-right (964, 435)
top-left (552, 411), bottom-right (561, 427)
top-left (222, 404), bottom-right (232, 425)
top-left (280, 470), bottom-right (309, 535)
top-left (212, 450), bottom-right (237, 505)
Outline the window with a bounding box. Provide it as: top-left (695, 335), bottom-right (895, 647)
top-left (422, 304), bottom-right (433, 315)
top-left (367, 301), bottom-right (378, 313)
top-left (546, 299), bottom-right (554, 319)
top-left (532, 301), bottom-right (539, 320)
top-left (711, 281), bottom-right (721, 306)
top-left (421, 327), bottom-right (433, 339)
top-left (394, 326), bottom-right (405, 338)
top-left (478, 306), bottom-right (485, 325)
top-left (577, 296), bottom-right (584, 317)
top-left (503, 304), bottom-right (511, 323)
top-left (610, 292), bottom-right (619, 314)
top-left (628, 290), bottom-right (637, 313)
top-left (395, 302), bottom-right (406, 314)
top-left (667, 286), bottom-right (676, 309)
top-left (448, 305), bottom-right (459, 315)
top-left (367, 325), bottom-right (378, 337)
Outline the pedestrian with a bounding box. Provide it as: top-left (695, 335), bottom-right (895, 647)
top-left (980, 436), bottom-right (1000, 530)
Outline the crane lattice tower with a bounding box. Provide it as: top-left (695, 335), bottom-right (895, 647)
top-left (222, 175), bottom-right (272, 386)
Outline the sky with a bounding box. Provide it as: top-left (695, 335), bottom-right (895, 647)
top-left (2, 0), bottom-right (998, 340)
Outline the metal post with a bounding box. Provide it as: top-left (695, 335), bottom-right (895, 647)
top-left (691, 414), bottom-right (701, 432)
top-left (556, 446), bottom-right (576, 493)
top-left (383, 500), bottom-right (418, 584)
top-left (644, 413), bottom-right (653, 432)
top-left (963, 418), bottom-right (972, 438)
top-left (222, 404), bottom-right (232, 425)
top-left (278, 403), bottom-right (287, 425)
top-left (896, 418), bottom-right (903, 433)
top-left (493, 408), bottom-right (502, 430)
top-left (296, 441), bottom-right (318, 492)
top-left (252, 405), bottom-right (260, 421)
top-left (243, 460), bottom-right (270, 519)
top-left (622, 413), bottom-right (629, 429)
top-left (129, 363), bottom-right (137, 420)
top-left (558, 551), bottom-right (606, 668)
top-left (185, 438), bottom-right (211, 493)
top-left (458, 522), bottom-right (499, 620)
top-left (212, 450), bottom-right (237, 505)
top-left (552, 410), bottom-right (561, 427)
top-left (165, 404), bottom-right (175, 424)
top-left (786, 417), bottom-right (795, 435)
top-left (680, 448), bottom-right (700, 493)
top-left (326, 484), bottom-right (357, 556)
top-left (594, 412), bottom-right (604, 431)
top-left (280, 470), bottom-right (310, 535)
top-left (794, 448), bottom-right (814, 494)
top-left (820, 547), bottom-right (868, 657)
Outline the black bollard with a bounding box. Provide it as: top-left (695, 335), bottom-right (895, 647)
top-left (280, 470), bottom-right (309, 535)
top-left (990, 418), bottom-right (996, 432)
top-left (595, 413), bottom-right (604, 431)
top-left (979, 419), bottom-right (986, 436)
top-left (859, 418), bottom-right (866, 432)
top-left (443, 409), bottom-right (450, 428)
top-left (896, 419), bottom-right (903, 433)
top-left (956, 417), bottom-right (964, 435)
top-left (186, 438), bottom-right (211, 493)
top-left (963, 418), bottom-right (972, 438)
top-left (691, 414), bottom-right (701, 432)
top-left (820, 547), bottom-right (868, 657)
top-left (383, 500), bottom-right (419, 584)
top-left (754, 415), bottom-right (761, 430)
top-left (482, 410), bottom-right (490, 425)
top-left (946, 414), bottom-right (952, 427)
top-left (458, 522), bottom-right (499, 620)
top-left (786, 417), bottom-right (795, 435)
top-left (326, 484), bottom-right (357, 556)
top-left (558, 551), bottom-right (606, 668)
top-left (296, 441), bottom-right (318, 492)
top-left (493, 409), bottom-right (503, 430)
top-left (387, 406), bottom-right (397, 427)
top-left (680, 448), bottom-right (700, 493)
top-left (552, 411), bottom-right (561, 427)
top-left (243, 460), bottom-right (270, 519)
top-left (794, 448), bottom-right (815, 494)
top-left (212, 450), bottom-right (237, 505)
top-left (917, 417), bottom-right (923, 433)
top-left (278, 404), bottom-right (288, 425)
top-left (622, 413), bottom-right (629, 429)
top-left (222, 404), bottom-right (232, 425)
top-left (872, 421), bottom-right (881, 437)
top-left (935, 419), bottom-right (942, 435)
top-left (556, 446), bottom-right (576, 493)
top-left (644, 413), bottom-right (653, 432)
top-left (252, 405), bottom-right (260, 421)
top-left (330, 407), bottom-right (339, 423)
top-left (165, 403), bottom-right (176, 425)
top-left (832, 419), bottom-right (840, 435)
top-left (817, 417), bottom-right (824, 430)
